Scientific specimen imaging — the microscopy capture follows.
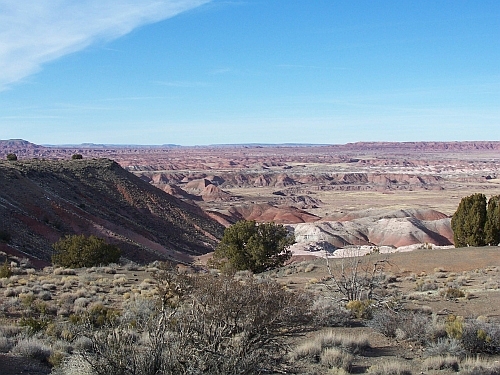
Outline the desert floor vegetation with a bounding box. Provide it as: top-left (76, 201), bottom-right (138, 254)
top-left (0, 247), bottom-right (499, 374)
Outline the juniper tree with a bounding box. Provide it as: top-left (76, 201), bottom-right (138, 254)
top-left (485, 195), bottom-right (500, 246)
top-left (212, 220), bottom-right (294, 273)
top-left (451, 193), bottom-right (487, 247)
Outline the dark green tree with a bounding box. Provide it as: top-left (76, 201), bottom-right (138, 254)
top-left (71, 153), bottom-right (83, 160)
top-left (6, 153), bottom-right (17, 161)
top-left (451, 193), bottom-right (487, 247)
top-left (52, 234), bottom-right (121, 268)
top-left (485, 195), bottom-right (500, 246)
top-left (212, 220), bottom-right (294, 273)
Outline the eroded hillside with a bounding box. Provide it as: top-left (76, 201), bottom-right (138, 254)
top-left (0, 158), bottom-right (224, 264)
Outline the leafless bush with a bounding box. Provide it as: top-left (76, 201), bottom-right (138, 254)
top-left (69, 264), bottom-right (313, 375)
top-left (323, 248), bottom-right (390, 302)
top-left (369, 309), bottom-right (431, 343)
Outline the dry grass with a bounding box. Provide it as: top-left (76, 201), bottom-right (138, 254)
top-left (320, 347), bottom-right (353, 371)
top-left (367, 359), bottom-right (412, 375)
top-left (421, 355), bottom-right (460, 371)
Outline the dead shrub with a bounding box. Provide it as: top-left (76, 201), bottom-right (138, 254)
top-left (71, 264), bottom-right (313, 375)
top-left (369, 308), bottom-right (432, 343)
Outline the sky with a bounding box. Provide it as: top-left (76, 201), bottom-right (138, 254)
top-left (0, 0), bottom-right (499, 146)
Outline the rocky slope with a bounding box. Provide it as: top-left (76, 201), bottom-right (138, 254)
top-left (0, 158), bottom-right (224, 265)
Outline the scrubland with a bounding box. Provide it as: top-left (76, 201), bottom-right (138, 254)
top-left (1, 246), bottom-right (499, 375)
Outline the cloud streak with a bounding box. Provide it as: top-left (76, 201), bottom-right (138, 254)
top-left (0, 0), bottom-right (210, 90)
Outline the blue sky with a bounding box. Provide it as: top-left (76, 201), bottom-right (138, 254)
top-left (1, 1), bottom-right (499, 145)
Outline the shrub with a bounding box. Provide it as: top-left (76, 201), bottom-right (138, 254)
top-left (445, 315), bottom-right (464, 339)
top-left (0, 336), bottom-right (11, 353)
top-left (461, 320), bottom-right (500, 354)
top-left (346, 299), bottom-right (372, 319)
top-left (11, 337), bottom-right (52, 362)
top-left (0, 260), bottom-right (12, 278)
top-left (415, 279), bottom-right (438, 291)
top-left (70, 303), bottom-right (119, 328)
top-left (211, 220), bottom-right (294, 273)
top-left (425, 338), bottom-right (465, 358)
top-left (19, 316), bottom-right (51, 334)
top-left (52, 234), bottom-right (121, 268)
top-left (371, 308), bottom-right (433, 343)
top-left (71, 154), bottom-right (83, 160)
top-left (315, 330), bottom-right (370, 354)
top-left (71, 268), bottom-right (312, 375)
top-left (6, 153), bottom-right (17, 161)
top-left (289, 339), bottom-right (322, 361)
top-left (309, 297), bottom-right (351, 327)
top-left (443, 287), bottom-right (465, 299)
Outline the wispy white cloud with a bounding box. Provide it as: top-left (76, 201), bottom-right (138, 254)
top-left (0, 0), bottom-right (211, 90)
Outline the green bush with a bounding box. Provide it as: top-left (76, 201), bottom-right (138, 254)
top-left (70, 304), bottom-right (119, 328)
top-left (451, 193), bottom-right (487, 247)
top-left (485, 195), bottom-right (500, 245)
top-left (346, 299), bottom-right (372, 319)
top-left (52, 234), bottom-right (121, 268)
top-left (211, 220), bottom-right (294, 273)
top-left (72, 154), bottom-right (83, 160)
top-left (0, 260), bottom-right (12, 278)
top-left (451, 193), bottom-right (500, 247)
top-left (6, 153), bottom-right (17, 161)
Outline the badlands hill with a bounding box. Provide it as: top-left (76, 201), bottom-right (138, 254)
top-left (0, 158), bottom-right (224, 265)
top-left (293, 208), bottom-right (453, 250)
top-left (3, 139), bottom-right (500, 254)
